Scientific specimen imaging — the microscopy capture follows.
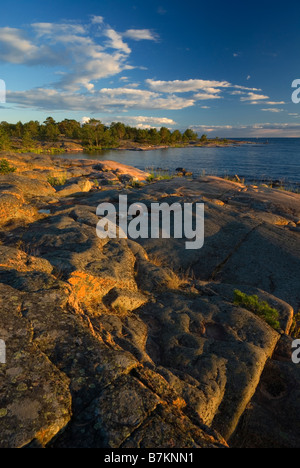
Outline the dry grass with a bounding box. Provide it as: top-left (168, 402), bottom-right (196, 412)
top-left (149, 253), bottom-right (195, 291)
top-left (163, 269), bottom-right (190, 290)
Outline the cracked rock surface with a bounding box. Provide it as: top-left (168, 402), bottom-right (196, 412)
top-left (0, 154), bottom-right (299, 448)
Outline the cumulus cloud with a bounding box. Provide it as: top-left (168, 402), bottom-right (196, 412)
top-left (193, 93), bottom-right (222, 100)
top-left (91, 16), bottom-right (104, 24)
top-left (104, 28), bottom-right (131, 54)
top-left (146, 79), bottom-right (261, 101)
top-left (81, 116), bottom-right (91, 124)
top-left (32, 22), bottom-right (86, 37)
top-left (0, 27), bottom-right (40, 64)
top-left (7, 87), bottom-right (195, 111)
top-left (240, 92), bottom-right (270, 102)
top-left (113, 115), bottom-right (176, 128)
top-left (261, 108), bottom-right (284, 113)
top-left (265, 101), bottom-right (285, 105)
top-left (146, 79), bottom-right (232, 94)
top-left (0, 19), bottom-right (155, 91)
top-left (123, 29), bottom-right (158, 41)
top-left (0, 17), bottom-right (278, 119)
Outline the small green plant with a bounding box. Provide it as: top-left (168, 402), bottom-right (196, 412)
top-left (47, 174), bottom-right (67, 186)
top-left (146, 174), bottom-right (155, 182)
top-left (131, 180), bottom-right (142, 188)
top-left (146, 168), bottom-right (174, 181)
top-left (234, 289), bottom-right (281, 330)
top-left (291, 312), bottom-right (300, 338)
top-left (0, 159), bottom-right (16, 175)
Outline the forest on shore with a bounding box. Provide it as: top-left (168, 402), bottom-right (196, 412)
top-left (0, 117), bottom-right (228, 153)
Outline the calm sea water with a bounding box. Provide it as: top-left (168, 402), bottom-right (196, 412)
top-left (64, 138), bottom-right (300, 186)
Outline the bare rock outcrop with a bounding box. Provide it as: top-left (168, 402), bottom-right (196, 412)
top-left (0, 155), bottom-right (299, 448)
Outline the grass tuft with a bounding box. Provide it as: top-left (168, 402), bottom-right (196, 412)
top-left (234, 289), bottom-right (281, 330)
top-left (0, 159), bottom-right (17, 175)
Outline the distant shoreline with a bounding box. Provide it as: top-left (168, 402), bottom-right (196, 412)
top-left (6, 138), bottom-right (258, 155)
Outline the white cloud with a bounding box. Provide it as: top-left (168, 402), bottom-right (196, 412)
top-left (0, 22), bottom-right (135, 91)
top-left (81, 116), bottom-right (91, 125)
top-left (0, 27), bottom-right (39, 64)
top-left (0, 18), bottom-right (280, 121)
top-left (261, 108), bottom-right (284, 113)
top-left (146, 78), bottom-right (232, 94)
top-left (241, 92), bottom-right (270, 102)
top-left (146, 79), bottom-right (261, 102)
top-left (104, 29), bottom-right (131, 54)
top-left (190, 122), bottom-right (300, 137)
top-left (265, 101), bottom-right (285, 105)
top-left (7, 87), bottom-right (195, 111)
top-left (91, 16), bottom-right (104, 24)
top-left (193, 92), bottom-right (222, 100)
top-left (123, 29), bottom-right (158, 41)
top-left (117, 116), bottom-right (176, 128)
top-left (32, 22), bottom-right (86, 37)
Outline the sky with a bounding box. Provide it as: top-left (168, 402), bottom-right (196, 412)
top-left (1, 0), bottom-right (300, 136)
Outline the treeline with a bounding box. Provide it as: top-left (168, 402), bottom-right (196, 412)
top-left (0, 117), bottom-right (201, 150)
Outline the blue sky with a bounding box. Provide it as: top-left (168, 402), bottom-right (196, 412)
top-left (1, 0), bottom-right (300, 136)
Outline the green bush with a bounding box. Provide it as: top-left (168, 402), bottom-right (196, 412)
top-left (0, 159), bottom-right (17, 175)
top-left (47, 175), bottom-right (67, 186)
top-left (234, 289), bottom-right (281, 330)
top-left (291, 312), bottom-right (300, 338)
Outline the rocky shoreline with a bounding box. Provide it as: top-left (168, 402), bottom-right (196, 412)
top-left (0, 151), bottom-right (299, 448)
top-left (10, 138), bottom-right (256, 154)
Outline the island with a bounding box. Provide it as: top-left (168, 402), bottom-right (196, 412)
top-left (0, 117), bottom-right (254, 154)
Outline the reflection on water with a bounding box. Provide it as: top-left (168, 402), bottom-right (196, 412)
top-left (59, 138), bottom-right (300, 185)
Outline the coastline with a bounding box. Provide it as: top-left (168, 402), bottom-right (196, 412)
top-left (0, 151), bottom-right (299, 448)
top-left (7, 138), bottom-right (257, 155)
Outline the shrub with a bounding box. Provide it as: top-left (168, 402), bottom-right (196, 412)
top-left (0, 159), bottom-right (17, 175)
top-left (234, 289), bottom-right (281, 330)
top-left (47, 174), bottom-right (67, 186)
top-left (291, 312), bottom-right (300, 338)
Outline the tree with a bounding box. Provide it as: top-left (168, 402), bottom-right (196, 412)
top-left (14, 121), bottom-right (24, 139)
top-left (42, 117), bottom-right (60, 141)
top-left (159, 127), bottom-right (171, 144)
top-left (22, 130), bottom-right (36, 148)
top-left (0, 127), bottom-right (11, 150)
top-left (110, 122), bottom-right (126, 140)
top-left (183, 129), bottom-right (198, 141)
top-left (171, 129), bottom-right (182, 143)
top-left (23, 121), bottom-right (40, 140)
top-left (148, 128), bottom-right (161, 145)
top-left (58, 119), bottom-right (81, 139)
top-left (81, 123), bottom-right (96, 146)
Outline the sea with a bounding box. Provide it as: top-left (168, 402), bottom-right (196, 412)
top-left (63, 138), bottom-right (300, 188)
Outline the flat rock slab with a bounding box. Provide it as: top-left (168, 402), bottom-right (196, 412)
top-left (135, 292), bottom-right (279, 439)
top-left (0, 285), bottom-right (71, 448)
top-left (0, 168), bottom-right (299, 448)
